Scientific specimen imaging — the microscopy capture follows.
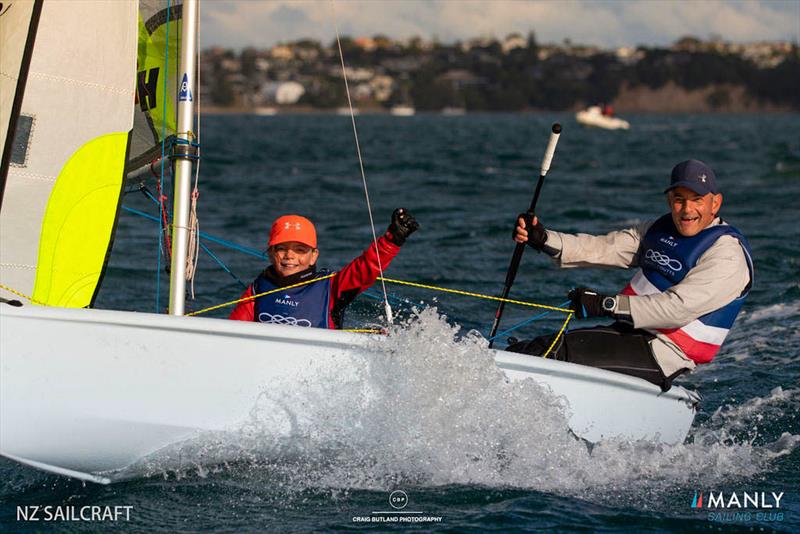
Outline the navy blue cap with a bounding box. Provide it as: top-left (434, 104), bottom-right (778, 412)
top-left (665, 159), bottom-right (719, 195)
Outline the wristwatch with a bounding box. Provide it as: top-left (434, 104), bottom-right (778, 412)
top-left (602, 296), bottom-right (617, 314)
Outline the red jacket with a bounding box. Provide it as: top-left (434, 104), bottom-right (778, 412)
top-left (229, 233), bottom-right (400, 328)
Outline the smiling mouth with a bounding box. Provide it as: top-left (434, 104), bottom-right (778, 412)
top-left (680, 215), bottom-right (700, 224)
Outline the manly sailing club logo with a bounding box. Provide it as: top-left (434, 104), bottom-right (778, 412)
top-left (659, 235), bottom-right (679, 248)
top-left (644, 248), bottom-right (682, 272)
top-left (691, 491), bottom-right (785, 524)
top-left (691, 490), bottom-right (784, 509)
top-left (257, 312), bottom-right (311, 327)
top-left (274, 294), bottom-right (299, 307)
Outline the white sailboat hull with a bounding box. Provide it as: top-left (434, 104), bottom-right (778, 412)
top-left (0, 305), bottom-right (698, 483)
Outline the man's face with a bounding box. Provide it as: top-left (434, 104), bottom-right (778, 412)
top-left (667, 186), bottom-right (722, 237)
top-left (268, 241), bottom-right (318, 277)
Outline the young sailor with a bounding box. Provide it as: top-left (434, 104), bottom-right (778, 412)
top-left (229, 209), bottom-right (418, 328)
top-left (511, 159), bottom-right (753, 390)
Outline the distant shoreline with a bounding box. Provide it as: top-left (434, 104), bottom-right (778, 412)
top-left (201, 106), bottom-right (797, 115)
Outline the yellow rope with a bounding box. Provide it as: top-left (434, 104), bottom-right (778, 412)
top-left (0, 284), bottom-right (46, 306)
top-left (377, 277), bottom-right (572, 313)
top-left (189, 273), bottom-right (572, 318)
top-left (375, 277), bottom-right (574, 353)
top-left (3, 278), bottom-right (573, 350)
top-left (542, 312), bottom-right (573, 359)
top-left (186, 272), bottom-right (337, 316)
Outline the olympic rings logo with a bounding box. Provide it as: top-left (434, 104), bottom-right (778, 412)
top-left (645, 248), bottom-right (683, 271)
top-left (258, 312), bottom-right (313, 327)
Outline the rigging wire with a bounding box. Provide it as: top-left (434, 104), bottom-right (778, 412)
top-left (329, 0), bottom-right (393, 325)
top-left (155, 0), bottom-right (173, 312)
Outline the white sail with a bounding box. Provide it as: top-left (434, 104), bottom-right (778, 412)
top-left (0, 0), bottom-right (39, 167)
top-left (0, 0), bottom-right (138, 307)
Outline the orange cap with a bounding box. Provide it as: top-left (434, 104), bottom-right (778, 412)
top-left (268, 214), bottom-right (317, 248)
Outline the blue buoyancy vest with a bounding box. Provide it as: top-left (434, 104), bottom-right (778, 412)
top-left (252, 269), bottom-right (332, 328)
top-left (621, 214), bottom-right (754, 363)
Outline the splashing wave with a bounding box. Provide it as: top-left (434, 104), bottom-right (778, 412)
top-left (124, 308), bottom-right (799, 496)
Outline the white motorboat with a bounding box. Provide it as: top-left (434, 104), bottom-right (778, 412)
top-left (576, 106), bottom-right (630, 130)
top-left (0, 0), bottom-right (697, 485)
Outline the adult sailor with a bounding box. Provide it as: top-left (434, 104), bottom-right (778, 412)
top-left (229, 209), bottom-right (418, 328)
top-left (510, 159), bottom-right (753, 390)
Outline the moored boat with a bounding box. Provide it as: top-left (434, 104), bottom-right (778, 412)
top-left (390, 105), bottom-right (415, 116)
top-left (576, 105), bottom-right (630, 130)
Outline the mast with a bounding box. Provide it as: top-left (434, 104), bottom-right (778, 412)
top-left (168, 0), bottom-right (198, 315)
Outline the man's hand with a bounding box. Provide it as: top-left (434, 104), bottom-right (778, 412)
top-left (387, 208), bottom-right (419, 246)
top-left (568, 287), bottom-right (614, 319)
top-left (513, 212), bottom-right (548, 251)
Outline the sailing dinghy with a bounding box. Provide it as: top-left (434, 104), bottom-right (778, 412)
top-left (0, 0), bottom-right (699, 484)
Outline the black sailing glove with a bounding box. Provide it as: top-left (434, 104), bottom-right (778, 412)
top-left (387, 208), bottom-right (419, 246)
top-left (568, 287), bottom-right (615, 319)
top-left (515, 212), bottom-right (549, 252)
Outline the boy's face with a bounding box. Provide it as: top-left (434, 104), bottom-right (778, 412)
top-left (268, 241), bottom-right (319, 277)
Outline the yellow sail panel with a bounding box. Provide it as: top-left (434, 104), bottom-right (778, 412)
top-left (31, 133), bottom-right (128, 307)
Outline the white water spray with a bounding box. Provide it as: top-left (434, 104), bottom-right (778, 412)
top-left (119, 307), bottom-right (799, 499)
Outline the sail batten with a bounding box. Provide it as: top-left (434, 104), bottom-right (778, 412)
top-left (0, 0), bottom-right (43, 208)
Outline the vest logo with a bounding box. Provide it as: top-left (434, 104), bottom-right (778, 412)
top-left (275, 295), bottom-right (300, 307)
top-left (645, 248), bottom-right (683, 272)
top-left (691, 491), bottom-right (784, 509)
top-left (659, 235), bottom-right (679, 248)
top-left (257, 312), bottom-right (312, 327)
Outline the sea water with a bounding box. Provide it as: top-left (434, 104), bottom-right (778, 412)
top-left (1, 113), bottom-right (798, 532)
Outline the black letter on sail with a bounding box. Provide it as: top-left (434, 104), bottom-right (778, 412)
top-left (137, 68), bottom-right (160, 111)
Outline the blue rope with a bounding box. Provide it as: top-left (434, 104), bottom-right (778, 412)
top-left (168, 137), bottom-right (201, 160)
top-left (131, 193), bottom-right (267, 259)
top-left (155, 0), bottom-right (172, 313)
top-left (199, 242), bottom-right (248, 289)
top-left (486, 300), bottom-right (572, 342)
top-left (123, 205), bottom-right (251, 288)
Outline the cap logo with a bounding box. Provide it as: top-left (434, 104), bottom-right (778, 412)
top-left (284, 222), bottom-right (302, 230)
top-left (699, 174), bottom-right (707, 182)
